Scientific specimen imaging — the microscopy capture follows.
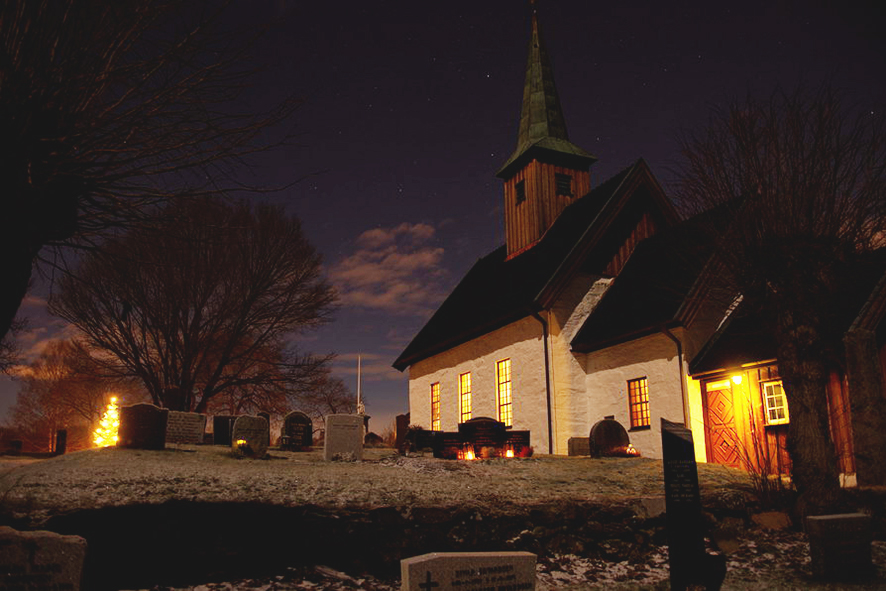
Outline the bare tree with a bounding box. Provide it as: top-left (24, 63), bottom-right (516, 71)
top-left (674, 85), bottom-right (886, 514)
top-left (49, 198), bottom-right (337, 413)
top-left (296, 372), bottom-right (356, 421)
top-left (6, 338), bottom-right (144, 451)
top-left (0, 0), bottom-right (298, 343)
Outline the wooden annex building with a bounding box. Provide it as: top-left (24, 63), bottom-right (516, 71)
top-left (393, 7), bottom-right (886, 487)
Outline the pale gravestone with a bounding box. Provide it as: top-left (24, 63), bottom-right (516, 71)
top-left (324, 414), bottom-right (363, 461)
top-left (660, 419), bottom-right (726, 591)
top-left (231, 415), bottom-right (270, 458)
top-left (806, 513), bottom-right (873, 580)
top-left (117, 403), bottom-right (168, 450)
top-left (281, 411), bottom-right (313, 451)
top-left (401, 551), bottom-right (536, 591)
top-left (0, 526), bottom-right (87, 591)
top-left (166, 411), bottom-right (206, 445)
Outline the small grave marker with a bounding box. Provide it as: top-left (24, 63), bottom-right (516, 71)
top-left (166, 411), bottom-right (206, 445)
top-left (324, 414), bottom-right (364, 461)
top-left (0, 526), bottom-right (88, 591)
top-left (117, 403), bottom-right (168, 450)
top-left (660, 418), bottom-right (725, 590)
top-left (280, 411), bottom-right (313, 451)
top-left (401, 551), bottom-right (536, 591)
top-left (589, 416), bottom-right (631, 457)
top-left (213, 415), bottom-right (237, 446)
top-left (231, 415), bottom-right (270, 459)
top-left (806, 513), bottom-right (873, 580)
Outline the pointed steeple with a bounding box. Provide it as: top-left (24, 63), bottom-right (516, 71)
top-left (496, 4), bottom-right (596, 179)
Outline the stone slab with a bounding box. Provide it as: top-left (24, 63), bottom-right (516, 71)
top-left (166, 411), bottom-right (206, 445)
top-left (401, 551), bottom-right (536, 591)
top-left (281, 410), bottom-right (313, 450)
top-left (231, 415), bottom-right (269, 459)
top-left (806, 513), bottom-right (873, 579)
top-left (0, 525), bottom-right (87, 591)
top-left (324, 414), bottom-right (364, 462)
top-left (567, 437), bottom-right (590, 456)
top-left (117, 403), bottom-right (168, 450)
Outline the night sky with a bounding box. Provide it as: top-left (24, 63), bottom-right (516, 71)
top-left (2, 1), bottom-right (884, 433)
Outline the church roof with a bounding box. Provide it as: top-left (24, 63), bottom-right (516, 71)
top-left (570, 210), bottom-right (719, 353)
top-left (394, 160), bottom-right (656, 371)
top-left (496, 9), bottom-right (596, 179)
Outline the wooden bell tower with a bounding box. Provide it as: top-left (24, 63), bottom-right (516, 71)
top-left (497, 3), bottom-right (597, 258)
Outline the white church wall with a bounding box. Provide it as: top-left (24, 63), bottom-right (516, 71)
top-left (549, 273), bottom-right (613, 454)
top-left (583, 331), bottom-right (687, 459)
top-left (407, 316), bottom-right (551, 452)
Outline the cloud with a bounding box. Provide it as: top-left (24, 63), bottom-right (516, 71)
top-left (331, 222), bottom-right (448, 316)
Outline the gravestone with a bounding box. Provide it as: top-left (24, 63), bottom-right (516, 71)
top-left (118, 403), bottom-right (168, 450)
top-left (324, 414), bottom-right (364, 461)
top-left (661, 419), bottom-right (726, 591)
top-left (166, 411), bottom-right (206, 445)
top-left (213, 415), bottom-right (237, 446)
top-left (231, 415), bottom-right (270, 459)
top-left (395, 412), bottom-right (410, 454)
top-left (458, 417), bottom-right (507, 452)
top-left (257, 412), bottom-right (271, 446)
top-left (806, 513), bottom-right (873, 580)
top-left (0, 526), bottom-right (88, 591)
top-left (401, 551), bottom-right (536, 591)
top-left (589, 416), bottom-right (630, 457)
top-left (280, 411), bottom-right (313, 451)
top-left (568, 437), bottom-right (590, 456)
top-left (55, 429), bottom-right (67, 455)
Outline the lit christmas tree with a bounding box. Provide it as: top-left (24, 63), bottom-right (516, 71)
top-left (94, 396), bottom-right (120, 447)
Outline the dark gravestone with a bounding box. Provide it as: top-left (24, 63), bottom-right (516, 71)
top-left (589, 417), bottom-right (630, 457)
top-left (505, 430), bottom-right (531, 456)
top-left (9, 440), bottom-right (22, 454)
top-left (281, 411), bottom-right (313, 451)
top-left (55, 429), bottom-right (67, 455)
top-left (568, 437), bottom-right (590, 456)
top-left (395, 413), bottom-right (410, 454)
top-left (257, 412), bottom-right (271, 446)
top-left (459, 417), bottom-right (507, 457)
top-left (118, 403), bottom-right (168, 450)
top-left (661, 419), bottom-right (726, 591)
top-left (364, 432), bottom-right (384, 446)
top-left (806, 513), bottom-right (873, 580)
top-left (213, 415), bottom-right (237, 446)
top-left (0, 526), bottom-right (88, 591)
top-left (231, 415), bottom-right (270, 459)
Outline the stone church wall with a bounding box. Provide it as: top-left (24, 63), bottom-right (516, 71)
top-left (407, 316), bottom-right (550, 452)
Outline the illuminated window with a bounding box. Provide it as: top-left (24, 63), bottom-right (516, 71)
top-left (459, 372), bottom-right (472, 423)
top-left (496, 359), bottom-right (512, 427)
top-left (430, 382), bottom-right (441, 431)
top-left (555, 173), bottom-right (573, 196)
top-left (763, 380), bottom-right (789, 425)
top-left (628, 377), bottom-right (650, 429)
top-left (515, 180), bottom-right (526, 204)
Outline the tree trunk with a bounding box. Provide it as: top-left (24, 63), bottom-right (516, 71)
top-left (0, 240), bottom-right (36, 341)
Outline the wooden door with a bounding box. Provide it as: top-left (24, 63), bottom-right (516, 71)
top-left (704, 380), bottom-right (743, 468)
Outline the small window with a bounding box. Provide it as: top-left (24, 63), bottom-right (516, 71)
top-left (496, 359), bottom-right (512, 427)
top-left (459, 372), bottom-right (472, 423)
top-left (430, 382), bottom-right (441, 431)
top-left (628, 377), bottom-right (650, 429)
top-left (515, 180), bottom-right (526, 205)
top-left (555, 173), bottom-right (573, 196)
top-left (763, 380), bottom-right (789, 425)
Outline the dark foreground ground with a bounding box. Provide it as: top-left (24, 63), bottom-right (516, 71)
top-left (1, 447), bottom-right (884, 590)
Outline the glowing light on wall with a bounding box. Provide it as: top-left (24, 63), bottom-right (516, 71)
top-left (732, 375), bottom-right (743, 385)
top-left (94, 397), bottom-right (120, 447)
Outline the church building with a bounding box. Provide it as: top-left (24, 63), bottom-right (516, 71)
top-left (393, 7), bottom-right (886, 486)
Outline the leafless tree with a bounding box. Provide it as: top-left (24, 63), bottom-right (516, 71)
top-left (674, 85), bottom-right (886, 514)
top-left (49, 198), bottom-right (337, 413)
top-left (296, 372), bottom-right (357, 421)
top-left (5, 338), bottom-right (145, 451)
top-left (0, 1), bottom-right (298, 344)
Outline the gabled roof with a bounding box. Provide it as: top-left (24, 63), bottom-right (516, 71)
top-left (496, 9), bottom-right (595, 179)
top-left (689, 249), bottom-right (886, 376)
top-left (570, 210), bottom-right (719, 353)
top-left (394, 160), bottom-right (672, 371)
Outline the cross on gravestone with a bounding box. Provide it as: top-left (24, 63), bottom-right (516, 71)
top-left (419, 571), bottom-right (439, 590)
top-left (660, 419), bottom-right (726, 591)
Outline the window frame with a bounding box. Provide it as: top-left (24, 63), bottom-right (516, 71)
top-left (496, 359), bottom-right (513, 427)
top-left (628, 377), bottom-right (651, 430)
top-left (430, 382), bottom-right (441, 431)
top-left (555, 173), bottom-right (573, 196)
top-left (458, 372), bottom-right (472, 423)
top-left (762, 379), bottom-right (789, 426)
top-left (515, 180), bottom-right (526, 205)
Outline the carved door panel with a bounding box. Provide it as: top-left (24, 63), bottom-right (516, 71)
top-left (704, 381), bottom-right (742, 468)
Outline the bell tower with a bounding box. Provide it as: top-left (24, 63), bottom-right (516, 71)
top-left (497, 2), bottom-right (597, 257)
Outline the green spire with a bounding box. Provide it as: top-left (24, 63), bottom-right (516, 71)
top-left (496, 5), bottom-right (596, 179)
